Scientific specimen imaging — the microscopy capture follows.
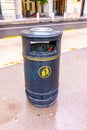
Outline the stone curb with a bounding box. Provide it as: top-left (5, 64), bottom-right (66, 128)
top-left (0, 17), bottom-right (87, 26)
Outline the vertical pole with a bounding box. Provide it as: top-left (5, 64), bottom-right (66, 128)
top-left (52, 12), bottom-right (54, 20)
top-left (64, 0), bottom-right (67, 19)
top-left (37, 12), bottom-right (40, 20)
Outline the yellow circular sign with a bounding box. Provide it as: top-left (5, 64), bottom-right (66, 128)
top-left (38, 66), bottom-right (52, 78)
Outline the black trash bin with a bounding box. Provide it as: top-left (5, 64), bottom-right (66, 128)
top-left (21, 28), bottom-right (62, 107)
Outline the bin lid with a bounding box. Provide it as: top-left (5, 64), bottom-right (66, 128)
top-left (21, 27), bottom-right (62, 38)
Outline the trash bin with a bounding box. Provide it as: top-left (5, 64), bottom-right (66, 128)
top-left (21, 28), bottom-right (62, 107)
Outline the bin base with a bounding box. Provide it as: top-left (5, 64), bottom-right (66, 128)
top-left (25, 88), bottom-right (58, 108)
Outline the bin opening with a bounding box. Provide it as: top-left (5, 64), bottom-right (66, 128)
top-left (30, 41), bottom-right (57, 53)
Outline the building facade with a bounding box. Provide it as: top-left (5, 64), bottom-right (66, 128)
top-left (83, 0), bottom-right (87, 16)
top-left (0, 0), bottom-right (86, 21)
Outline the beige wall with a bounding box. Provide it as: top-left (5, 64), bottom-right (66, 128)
top-left (67, 0), bottom-right (82, 18)
top-left (44, 3), bottom-right (49, 15)
top-left (83, 0), bottom-right (87, 16)
top-left (15, 0), bottom-right (23, 19)
top-left (1, 0), bottom-right (16, 20)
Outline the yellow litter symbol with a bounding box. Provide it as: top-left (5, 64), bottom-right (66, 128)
top-left (38, 66), bottom-right (52, 78)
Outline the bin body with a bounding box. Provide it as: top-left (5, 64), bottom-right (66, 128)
top-left (21, 28), bottom-right (62, 107)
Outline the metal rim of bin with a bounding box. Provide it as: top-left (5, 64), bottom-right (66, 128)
top-left (21, 28), bottom-right (62, 38)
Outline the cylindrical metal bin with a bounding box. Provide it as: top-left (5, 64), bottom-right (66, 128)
top-left (21, 28), bottom-right (62, 107)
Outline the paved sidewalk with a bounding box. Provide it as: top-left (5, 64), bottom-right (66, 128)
top-left (0, 47), bottom-right (87, 130)
top-left (0, 28), bottom-right (87, 130)
top-left (0, 37), bottom-right (23, 68)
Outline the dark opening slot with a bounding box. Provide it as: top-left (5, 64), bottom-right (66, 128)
top-left (30, 41), bottom-right (57, 53)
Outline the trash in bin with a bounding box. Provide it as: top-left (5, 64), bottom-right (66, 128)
top-left (21, 28), bottom-right (62, 107)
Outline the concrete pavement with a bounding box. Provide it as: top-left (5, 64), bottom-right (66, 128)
top-left (0, 36), bottom-right (23, 68)
top-left (0, 28), bottom-right (87, 130)
top-left (0, 48), bottom-right (87, 130)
